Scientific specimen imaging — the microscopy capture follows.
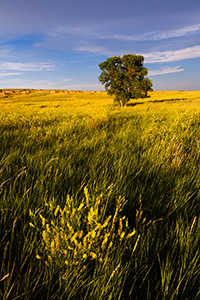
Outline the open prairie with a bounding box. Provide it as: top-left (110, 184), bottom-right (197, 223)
top-left (0, 90), bottom-right (200, 299)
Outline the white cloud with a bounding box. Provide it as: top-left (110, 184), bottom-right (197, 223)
top-left (48, 22), bottom-right (200, 43)
top-left (75, 45), bottom-right (113, 56)
top-left (0, 61), bottom-right (55, 71)
top-left (62, 78), bottom-right (72, 82)
top-left (149, 66), bottom-right (184, 76)
top-left (0, 72), bottom-right (23, 77)
top-left (144, 45), bottom-right (200, 63)
top-left (106, 23), bottom-right (200, 42)
top-left (151, 23), bottom-right (200, 40)
top-left (0, 78), bottom-right (73, 89)
top-left (0, 78), bottom-right (52, 88)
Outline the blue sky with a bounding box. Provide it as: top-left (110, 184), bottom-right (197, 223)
top-left (0, 0), bottom-right (200, 90)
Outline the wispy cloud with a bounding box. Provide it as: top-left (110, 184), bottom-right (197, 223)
top-left (107, 23), bottom-right (200, 42)
top-left (75, 44), bottom-right (200, 64)
top-left (48, 22), bottom-right (200, 43)
top-left (42, 24), bottom-right (200, 63)
top-left (62, 78), bottom-right (72, 82)
top-left (0, 61), bottom-right (55, 71)
top-left (0, 72), bottom-right (23, 77)
top-left (75, 45), bottom-right (113, 56)
top-left (0, 78), bottom-right (71, 89)
top-left (152, 23), bottom-right (200, 40)
top-left (0, 46), bottom-right (12, 58)
top-left (144, 45), bottom-right (200, 63)
top-left (149, 66), bottom-right (184, 76)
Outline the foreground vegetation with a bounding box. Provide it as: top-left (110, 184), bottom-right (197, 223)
top-left (0, 90), bottom-right (200, 299)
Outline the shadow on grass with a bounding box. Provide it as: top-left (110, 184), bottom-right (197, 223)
top-left (127, 98), bottom-right (190, 107)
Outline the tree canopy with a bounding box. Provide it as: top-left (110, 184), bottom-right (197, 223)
top-left (98, 54), bottom-right (153, 107)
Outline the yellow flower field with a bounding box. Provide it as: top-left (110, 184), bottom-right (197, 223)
top-left (0, 89), bottom-right (200, 299)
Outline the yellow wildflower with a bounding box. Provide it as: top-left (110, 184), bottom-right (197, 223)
top-left (78, 203), bottom-right (84, 211)
top-left (78, 230), bottom-right (83, 239)
top-left (90, 252), bottom-right (97, 259)
top-left (126, 229), bottom-right (136, 239)
top-left (101, 233), bottom-right (110, 249)
top-left (102, 215), bottom-right (111, 228)
top-left (91, 230), bottom-right (96, 238)
top-left (54, 205), bottom-right (60, 217)
top-left (120, 231), bottom-right (125, 241)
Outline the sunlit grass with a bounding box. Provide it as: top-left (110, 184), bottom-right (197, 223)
top-left (0, 90), bottom-right (200, 299)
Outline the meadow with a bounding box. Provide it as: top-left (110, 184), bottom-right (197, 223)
top-left (0, 90), bottom-right (200, 299)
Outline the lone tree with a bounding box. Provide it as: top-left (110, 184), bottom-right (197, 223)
top-left (99, 54), bottom-right (153, 107)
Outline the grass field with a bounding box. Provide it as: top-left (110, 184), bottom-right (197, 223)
top-left (0, 90), bottom-right (200, 299)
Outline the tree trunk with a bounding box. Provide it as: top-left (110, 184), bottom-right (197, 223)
top-left (120, 100), bottom-right (127, 107)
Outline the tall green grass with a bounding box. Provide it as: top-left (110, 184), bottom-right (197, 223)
top-left (0, 91), bottom-right (200, 299)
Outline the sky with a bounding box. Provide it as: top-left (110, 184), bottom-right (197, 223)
top-left (0, 0), bottom-right (200, 90)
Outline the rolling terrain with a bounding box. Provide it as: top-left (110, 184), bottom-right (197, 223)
top-left (0, 90), bottom-right (200, 299)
